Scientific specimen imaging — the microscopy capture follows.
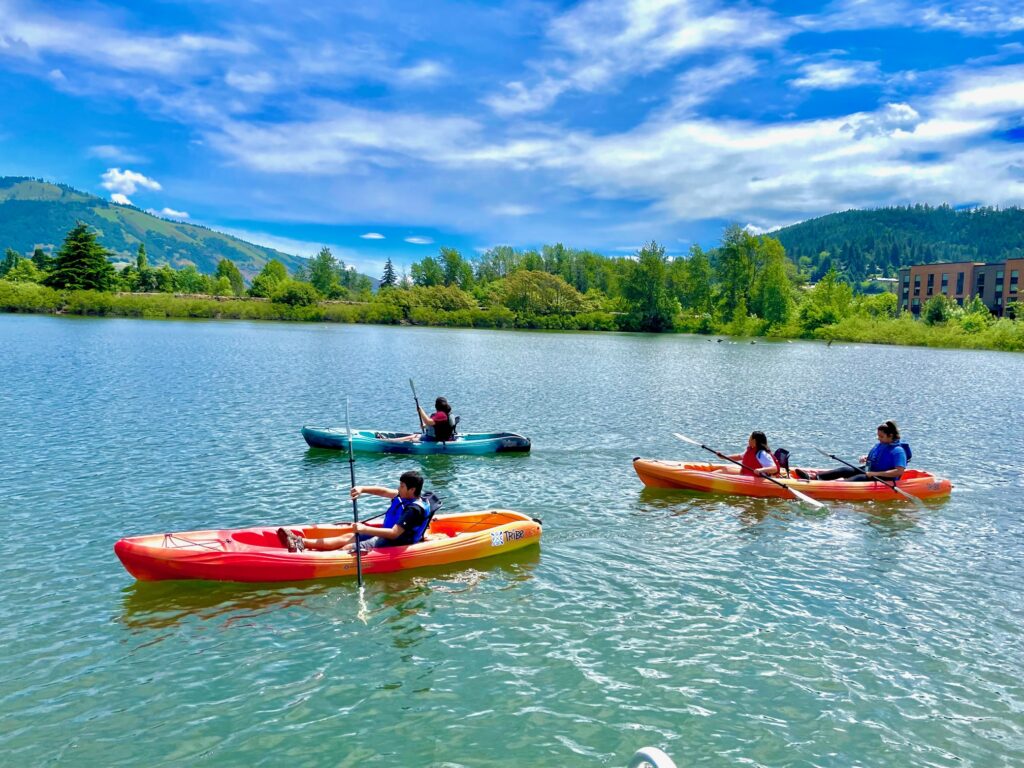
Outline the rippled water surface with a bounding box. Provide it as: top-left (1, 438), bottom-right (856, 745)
top-left (1, 315), bottom-right (1023, 767)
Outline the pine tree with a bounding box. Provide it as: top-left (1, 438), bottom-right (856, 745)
top-left (44, 223), bottom-right (115, 290)
top-left (136, 243), bottom-right (148, 270)
top-left (380, 258), bottom-right (398, 288)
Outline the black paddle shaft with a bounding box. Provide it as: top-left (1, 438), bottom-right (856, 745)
top-left (822, 450), bottom-right (901, 491)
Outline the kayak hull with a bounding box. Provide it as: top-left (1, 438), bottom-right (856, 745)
top-left (302, 426), bottom-right (531, 455)
top-left (114, 511), bottom-right (542, 582)
top-left (633, 459), bottom-right (952, 501)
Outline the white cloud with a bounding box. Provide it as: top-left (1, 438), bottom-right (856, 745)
top-left (489, 204), bottom-right (538, 217)
top-left (396, 60), bottom-right (447, 84)
top-left (841, 102), bottom-right (921, 139)
top-left (145, 207), bottom-right (190, 219)
top-left (88, 144), bottom-right (145, 163)
top-left (484, 0), bottom-right (789, 115)
top-left (803, 1), bottom-right (1024, 35)
top-left (101, 168), bottom-right (162, 195)
top-left (404, 236), bottom-right (433, 245)
top-left (109, 193), bottom-right (133, 206)
top-left (791, 59), bottom-right (880, 90)
top-left (225, 70), bottom-right (276, 93)
top-left (360, 232), bottom-right (385, 239)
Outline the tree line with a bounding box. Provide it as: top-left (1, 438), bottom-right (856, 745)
top-left (2, 220), bottom-right (1022, 351)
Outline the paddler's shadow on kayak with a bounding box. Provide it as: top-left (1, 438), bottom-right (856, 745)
top-left (118, 580), bottom-right (333, 632)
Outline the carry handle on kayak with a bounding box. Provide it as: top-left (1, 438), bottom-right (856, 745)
top-left (673, 432), bottom-right (827, 511)
top-left (813, 447), bottom-right (925, 508)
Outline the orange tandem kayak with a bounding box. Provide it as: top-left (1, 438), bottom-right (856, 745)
top-left (633, 459), bottom-right (952, 501)
top-left (114, 510), bottom-right (542, 582)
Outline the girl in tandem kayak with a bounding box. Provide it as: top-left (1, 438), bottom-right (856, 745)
top-left (720, 431), bottom-right (780, 477)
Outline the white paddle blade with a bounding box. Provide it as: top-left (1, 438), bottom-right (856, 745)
top-left (786, 485), bottom-right (827, 510)
top-left (672, 432), bottom-right (701, 446)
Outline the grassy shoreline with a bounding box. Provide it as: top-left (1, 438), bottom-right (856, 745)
top-left (2, 279), bottom-right (1021, 351)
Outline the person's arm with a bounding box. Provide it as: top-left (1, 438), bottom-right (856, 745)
top-left (755, 451), bottom-right (779, 477)
top-left (866, 447), bottom-right (906, 480)
top-left (418, 406), bottom-right (436, 426)
top-left (350, 485), bottom-right (398, 500)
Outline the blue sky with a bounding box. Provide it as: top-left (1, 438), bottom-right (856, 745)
top-left (2, 0), bottom-right (1024, 277)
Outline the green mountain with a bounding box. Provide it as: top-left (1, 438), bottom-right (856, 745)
top-left (772, 205), bottom-right (1024, 283)
top-left (0, 176), bottom-right (308, 278)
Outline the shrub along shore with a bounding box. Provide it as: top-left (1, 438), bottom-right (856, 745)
top-left (2, 279), bottom-right (1022, 352)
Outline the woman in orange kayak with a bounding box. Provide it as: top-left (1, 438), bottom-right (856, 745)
top-left (799, 420), bottom-right (908, 482)
top-left (721, 431), bottom-right (779, 477)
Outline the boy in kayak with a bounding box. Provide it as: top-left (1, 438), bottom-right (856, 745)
top-left (798, 420), bottom-right (907, 482)
top-left (277, 470), bottom-right (432, 553)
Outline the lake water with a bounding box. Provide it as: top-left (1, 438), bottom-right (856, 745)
top-left (1, 314), bottom-right (1022, 767)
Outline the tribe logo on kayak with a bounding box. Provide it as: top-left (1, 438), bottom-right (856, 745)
top-left (490, 530), bottom-right (525, 547)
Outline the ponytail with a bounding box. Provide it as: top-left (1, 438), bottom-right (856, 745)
top-left (878, 420), bottom-right (900, 441)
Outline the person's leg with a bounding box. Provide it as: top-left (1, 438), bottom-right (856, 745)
top-left (815, 466), bottom-right (861, 481)
top-left (301, 532), bottom-right (357, 551)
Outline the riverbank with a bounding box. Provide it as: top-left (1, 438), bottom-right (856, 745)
top-left (2, 279), bottom-right (1022, 351)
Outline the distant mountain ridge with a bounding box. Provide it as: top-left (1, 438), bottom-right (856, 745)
top-left (772, 205), bottom-right (1024, 283)
top-left (0, 176), bottom-right (309, 278)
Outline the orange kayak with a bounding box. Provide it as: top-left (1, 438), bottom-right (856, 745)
top-left (114, 510), bottom-right (542, 582)
top-left (633, 459), bottom-right (952, 501)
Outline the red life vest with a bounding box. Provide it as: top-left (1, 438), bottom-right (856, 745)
top-left (740, 446), bottom-right (777, 476)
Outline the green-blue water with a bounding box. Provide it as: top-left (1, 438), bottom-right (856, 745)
top-left (1, 315), bottom-right (1022, 767)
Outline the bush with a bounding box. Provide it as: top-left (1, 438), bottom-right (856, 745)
top-left (272, 280), bottom-right (321, 307)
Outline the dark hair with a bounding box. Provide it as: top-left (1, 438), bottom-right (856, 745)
top-left (750, 431), bottom-right (770, 453)
top-left (399, 470), bottom-right (424, 495)
top-left (877, 420), bottom-right (900, 441)
top-left (434, 397), bottom-right (451, 415)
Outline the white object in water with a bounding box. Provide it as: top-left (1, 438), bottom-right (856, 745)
top-left (628, 746), bottom-right (677, 768)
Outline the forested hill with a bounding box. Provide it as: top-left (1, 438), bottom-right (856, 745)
top-left (772, 205), bottom-right (1024, 283)
top-left (0, 176), bottom-right (308, 278)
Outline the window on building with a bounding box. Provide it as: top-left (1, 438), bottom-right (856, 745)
top-left (913, 276), bottom-right (920, 296)
top-left (940, 273), bottom-right (948, 294)
top-left (911, 298), bottom-right (920, 311)
top-left (956, 272), bottom-right (965, 294)
top-left (927, 274), bottom-right (934, 287)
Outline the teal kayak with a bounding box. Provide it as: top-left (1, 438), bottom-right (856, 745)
top-left (302, 426), bottom-right (531, 455)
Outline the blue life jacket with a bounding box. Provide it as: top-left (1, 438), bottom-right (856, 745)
top-left (379, 495), bottom-right (432, 546)
top-left (867, 442), bottom-right (908, 472)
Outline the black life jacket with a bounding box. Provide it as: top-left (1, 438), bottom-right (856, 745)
top-left (431, 412), bottom-right (457, 442)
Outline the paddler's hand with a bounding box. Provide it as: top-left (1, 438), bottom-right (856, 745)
top-left (350, 486), bottom-right (363, 500)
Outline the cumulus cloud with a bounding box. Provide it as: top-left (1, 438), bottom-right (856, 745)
top-left (404, 236), bottom-right (433, 245)
top-left (101, 168), bottom-right (162, 195)
top-left (841, 102), bottom-right (921, 139)
top-left (360, 232), bottom-right (385, 239)
top-left (109, 193), bottom-right (133, 206)
top-left (146, 207), bottom-right (190, 219)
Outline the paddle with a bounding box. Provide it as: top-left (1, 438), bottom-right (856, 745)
top-left (673, 432), bottom-right (827, 511)
top-left (813, 448), bottom-right (925, 508)
top-left (409, 378), bottom-right (424, 433)
top-left (345, 398), bottom-right (363, 587)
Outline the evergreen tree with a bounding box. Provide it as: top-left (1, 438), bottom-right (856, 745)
top-left (380, 258), bottom-right (398, 288)
top-left (216, 258), bottom-right (246, 296)
top-left (1, 248), bottom-right (19, 278)
top-left (136, 243), bottom-right (148, 270)
top-left (44, 223), bottom-right (115, 290)
top-left (32, 247), bottom-right (52, 271)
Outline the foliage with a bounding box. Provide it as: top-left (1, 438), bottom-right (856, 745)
top-left (272, 279), bottom-right (321, 306)
top-left (620, 241), bottom-right (679, 331)
top-left (498, 270), bottom-right (584, 316)
top-left (249, 259), bottom-right (288, 298)
top-left (4, 257), bottom-right (42, 283)
top-left (922, 294), bottom-right (954, 325)
top-left (44, 222), bottom-right (116, 291)
top-left (380, 258), bottom-right (397, 288)
top-left (216, 258), bottom-right (246, 296)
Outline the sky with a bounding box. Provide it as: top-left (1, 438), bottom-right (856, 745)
top-left (2, 0), bottom-right (1024, 277)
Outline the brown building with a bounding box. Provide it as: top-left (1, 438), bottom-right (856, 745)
top-left (899, 258), bottom-right (1022, 316)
